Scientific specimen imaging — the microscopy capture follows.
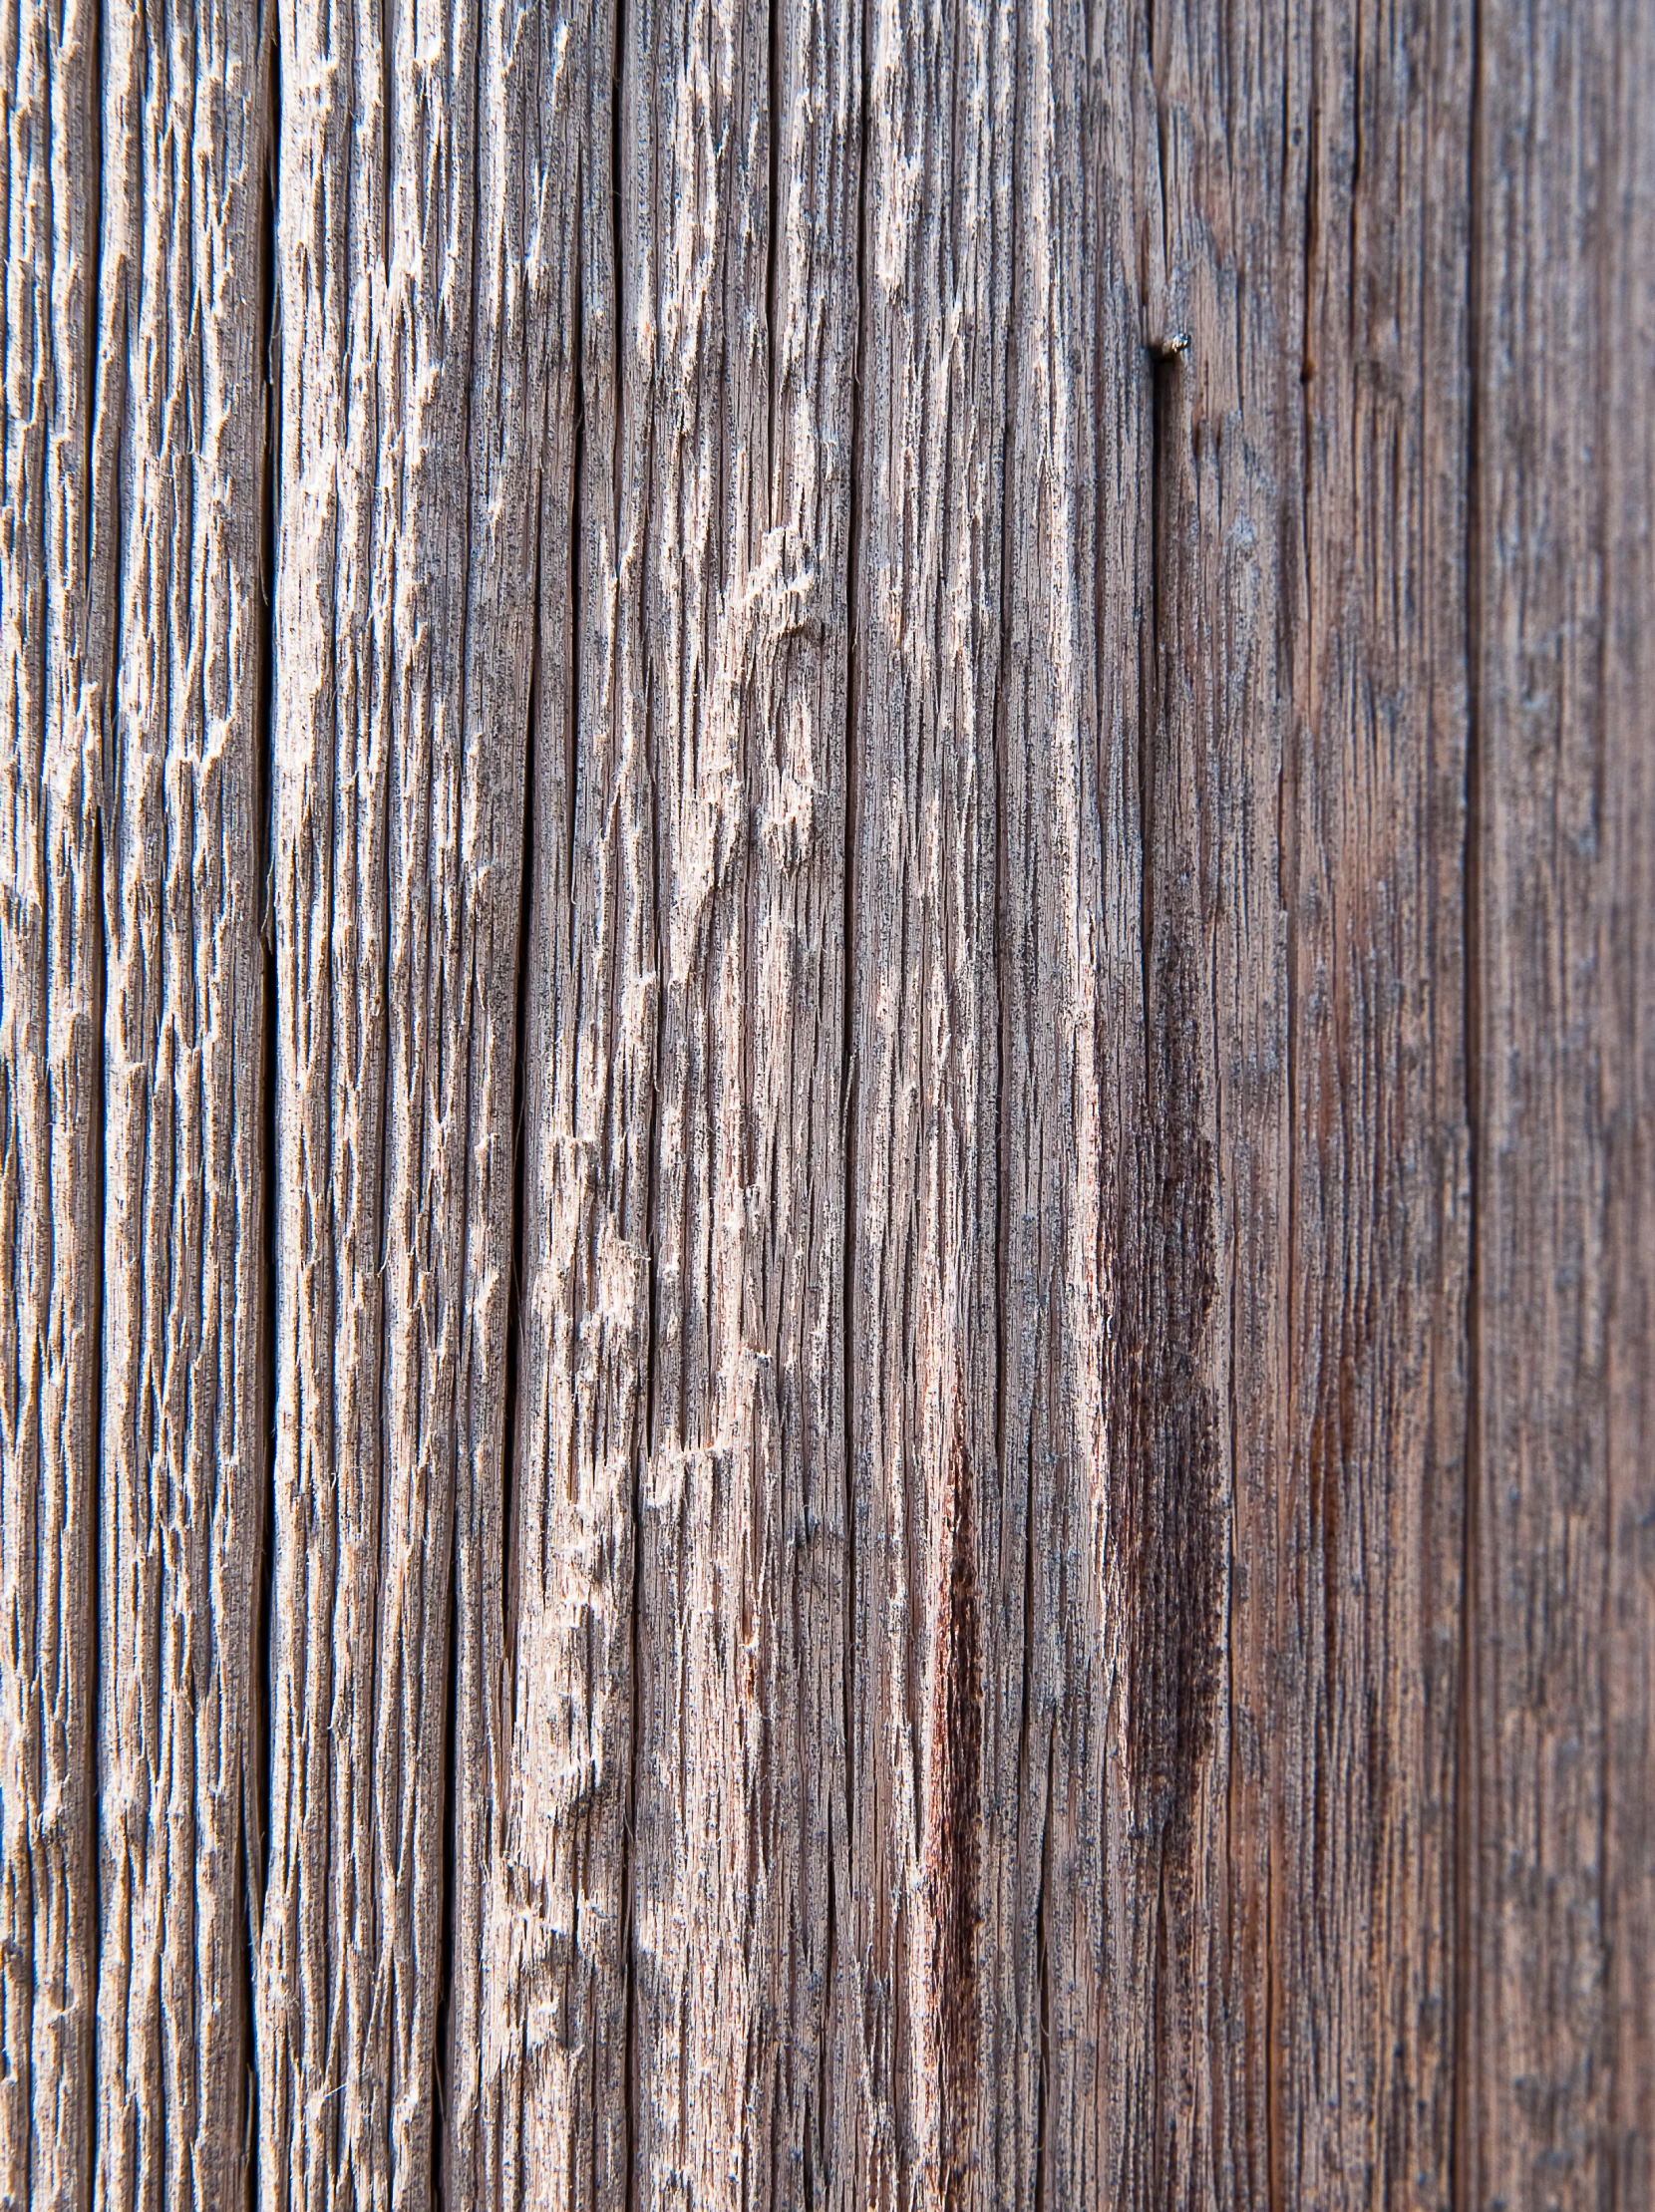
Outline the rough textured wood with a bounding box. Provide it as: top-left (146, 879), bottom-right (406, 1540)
top-left (0, 0), bottom-right (101, 2198)
top-left (443, 1), bottom-right (589, 2202)
top-left (4, 0), bottom-right (1652, 2204)
top-left (260, 0), bottom-right (483, 2193)
top-left (94, 0), bottom-right (271, 2201)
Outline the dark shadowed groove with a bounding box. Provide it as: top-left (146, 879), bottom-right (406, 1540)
top-left (1015, 1383), bottom-right (1036, 1922)
top-left (1348, 0), bottom-right (1363, 350)
top-left (567, 186), bottom-right (584, 987)
top-left (1299, 66), bottom-right (1319, 401)
top-left (369, 194), bottom-right (400, 2211)
top-left (633, 539), bottom-right (669, 2194)
top-left (615, 12), bottom-right (644, 2200)
top-left (1128, 331), bottom-right (1219, 1903)
top-left (838, 0), bottom-right (871, 1965)
top-left (86, 820), bottom-right (106, 2212)
top-left (992, 0), bottom-right (1021, 1513)
top-left (433, 1497), bottom-right (460, 2207)
top-left (815, 1801), bottom-right (834, 2202)
top-left (1142, 342), bottom-right (1170, 1057)
top-left (433, 10), bottom-right (490, 2197)
top-left (628, 427), bottom-right (663, 2207)
top-left (1031, 1732), bottom-right (1053, 2212)
top-left (90, 130), bottom-right (135, 2195)
top-left (247, 20), bottom-right (282, 2207)
top-left (1454, 1), bottom-right (1485, 2201)
top-left (83, 0), bottom-right (106, 504)
top-left (379, 0), bottom-right (392, 273)
top-left (991, 33), bottom-right (1025, 2202)
top-left (764, 0), bottom-right (781, 519)
top-left (84, 0), bottom-right (109, 2201)
top-left (610, 0), bottom-right (625, 519)
top-left (628, 655), bottom-right (662, 2212)
top-left (627, 807), bottom-right (651, 2212)
top-left (501, 479), bottom-right (544, 1740)
top-left (1280, 58), bottom-right (1310, 2212)
top-left (932, 1422), bottom-right (982, 2212)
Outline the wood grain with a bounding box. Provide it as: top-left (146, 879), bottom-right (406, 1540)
top-left (1142, 1), bottom-right (1475, 2202)
top-left (93, 0), bottom-right (271, 2199)
top-left (260, 0), bottom-right (485, 2191)
top-left (0, 0), bottom-right (102, 2197)
top-left (1467, 2), bottom-right (1655, 2204)
top-left (2, 0), bottom-right (1650, 2203)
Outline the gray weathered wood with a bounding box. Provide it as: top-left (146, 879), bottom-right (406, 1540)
top-left (0, 0), bottom-right (102, 2198)
top-left (260, 0), bottom-right (481, 2193)
top-left (2, 0), bottom-right (1651, 2204)
top-left (93, 0), bottom-right (271, 2201)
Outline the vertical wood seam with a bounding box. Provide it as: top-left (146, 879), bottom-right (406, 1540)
top-left (248, 15), bottom-right (281, 2203)
top-left (838, 7), bottom-right (872, 2179)
top-left (1456, 0), bottom-right (1485, 2199)
top-left (432, 1), bottom-right (492, 2191)
top-left (86, 2), bottom-right (112, 2198)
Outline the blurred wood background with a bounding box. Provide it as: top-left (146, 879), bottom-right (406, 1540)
top-left (2, 0), bottom-right (1651, 2204)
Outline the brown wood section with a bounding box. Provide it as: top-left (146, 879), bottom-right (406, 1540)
top-left (1466, 5), bottom-right (1655, 2206)
top-left (1, 0), bottom-right (1650, 2205)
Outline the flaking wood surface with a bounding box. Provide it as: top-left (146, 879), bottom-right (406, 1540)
top-left (1, 0), bottom-right (1650, 2206)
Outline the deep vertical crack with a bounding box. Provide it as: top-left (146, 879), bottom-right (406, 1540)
top-left (1134, 322), bottom-right (1221, 2204)
top-left (765, 0), bottom-right (781, 522)
top-left (418, 13), bottom-right (491, 2201)
top-left (1348, 0), bottom-right (1363, 352)
top-left (610, 0), bottom-right (625, 521)
top-left (379, 0), bottom-right (392, 274)
top-left (432, 5), bottom-right (491, 2195)
top-left (1143, 342), bottom-right (1177, 1063)
top-left (626, 803), bottom-right (651, 2212)
top-left (837, 0), bottom-right (871, 2013)
top-left (612, 14), bottom-right (643, 2201)
top-left (500, 484), bottom-right (543, 1745)
top-left (432, 1504), bottom-right (460, 2210)
top-left (86, 819), bottom-right (106, 2212)
top-left (567, 191), bottom-right (584, 975)
top-left (1455, 2), bottom-right (1485, 2203)
top-left (84, 0), bottom-right (111, 2200)
top-left (989, 34), bottom-right (1023, 2205)
top-left (933, 1422), bottom-right (982, 2212)
top-left (247, 18), bottom-right (282, 2207)
top-left (992, 5), bottom-right (1019, 1602)
top-left (1031, 1732), bottom-right (1053, 2212)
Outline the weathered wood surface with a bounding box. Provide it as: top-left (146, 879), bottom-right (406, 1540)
top-left (1467, 6), bottom-right (1655, 2206)
top-left (1, 0), bottom-right (1649, 2206)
